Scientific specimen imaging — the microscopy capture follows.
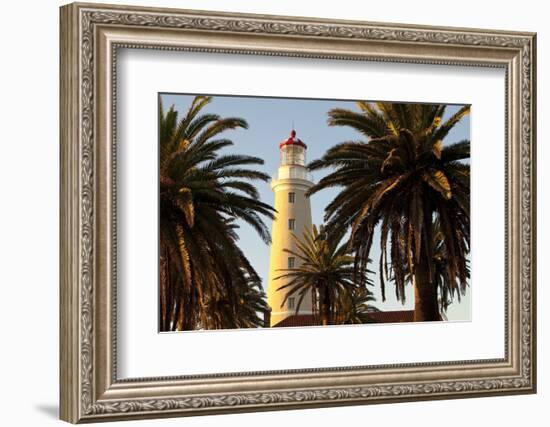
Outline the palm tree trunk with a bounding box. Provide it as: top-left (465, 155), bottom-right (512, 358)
top-left (160, 244), bottom-right (171, 331)
top-left (413, 254), bottom-right (441, 322)
top-left (312, 289), bottom-right (319, 325)
top-left (160, 256), bottom-right (167, 331)
top-left (162, 250), bottom-right (176, 332)
top-left (321, 287), bottom-right (331, 326)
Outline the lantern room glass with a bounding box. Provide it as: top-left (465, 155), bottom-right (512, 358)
top-left (280, 145), bottom-right (306, 166)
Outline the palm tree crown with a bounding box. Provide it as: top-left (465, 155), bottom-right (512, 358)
top-left (159, 96), bottom-right (275, 330)
top-left (308, 102), bottom-right (470, 321)
top-left (274, 225), bottom-right (373, 325)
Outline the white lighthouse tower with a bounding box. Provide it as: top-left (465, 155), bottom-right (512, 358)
top-left (267, 130), bottom-right (314, 327)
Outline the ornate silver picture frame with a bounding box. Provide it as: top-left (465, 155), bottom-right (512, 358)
top-left (60, 2), bottom-right (536, 423)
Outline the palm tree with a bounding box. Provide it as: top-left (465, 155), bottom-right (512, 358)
top-left (308, 102), bottom-right (470, 321)
top-left (159, 96), bottom-right (275, 331)
top-left (274, 225), bottom-right (371, 326)
top-left (432, 217), bottom-right (470, 314)
top-left (204, 272), bottom-right (269, 329)
top-left (333, 286), bottom-right (378, 324)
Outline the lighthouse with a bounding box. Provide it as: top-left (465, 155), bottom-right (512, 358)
top-left (267, 130), bottom-right (314, 327)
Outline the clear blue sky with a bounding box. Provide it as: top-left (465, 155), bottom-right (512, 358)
top-left (160, 93), bottom-right (471, 320)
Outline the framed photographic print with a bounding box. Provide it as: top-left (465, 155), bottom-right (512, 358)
top-left (60, 2), bottom-right (537, 423)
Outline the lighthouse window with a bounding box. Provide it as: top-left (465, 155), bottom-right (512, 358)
top-left (288, 219), bottom-right (295, 230)
top-left (288, 298), bottom-right (295, 309)
top-left (288, 257), bottom-right (295, 268)
top-left (288, 192), bottom-right (295, 203)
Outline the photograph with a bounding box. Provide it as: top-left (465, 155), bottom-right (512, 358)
top-left (158, 94), bottom-right (471, 332)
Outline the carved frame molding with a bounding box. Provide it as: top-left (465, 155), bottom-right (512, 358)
top-left (60, 2), bottom-right (536, 423)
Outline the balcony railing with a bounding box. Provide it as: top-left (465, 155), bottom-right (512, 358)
top-left (273, 167), bottom-right (313, 182)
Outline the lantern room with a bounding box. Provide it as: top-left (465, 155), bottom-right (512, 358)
top-left (279, 130), bottom-right (307, 166)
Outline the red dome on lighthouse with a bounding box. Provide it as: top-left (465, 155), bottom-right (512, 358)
top-left (279, 129), bottom-right (307, 149)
